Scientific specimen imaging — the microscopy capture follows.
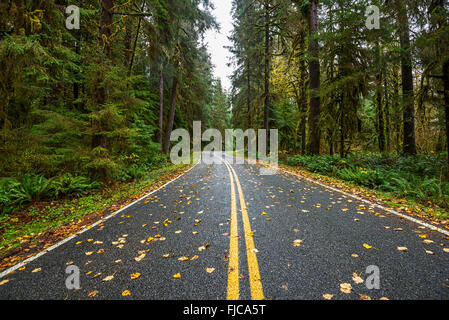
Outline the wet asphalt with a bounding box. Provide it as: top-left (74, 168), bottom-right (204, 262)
top-left (0, 153), bottom-right (448, 300)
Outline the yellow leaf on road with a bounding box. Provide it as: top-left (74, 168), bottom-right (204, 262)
top-left (322, 294), bottom-right (334, 300)
top-left (206, 268), bottom-right (215, 273)
top-left (397, 246), bottom-right (408, 252)
top-left (88, 290), bottom-right (98, 298)
top-left (340, 283), bottom-right (352, 294)
top-left (362, 243), bottom-right (372, 249)
top-left (102, 275), bottom-right (114, 282)
top-left (134, 253), bottom-right (146, 262)
top-left (131, 273), bottom-right (141, 280)
top-left (293, 239), bottom-right (303, 247)
top-left (32, 268), bottom-right (41, 273)
top-left (352, 273), bottom-right (364, 284)
top-left (122, 290), bottom-right (131, 296)
top-left (173, 273), bottom-right (181, 279)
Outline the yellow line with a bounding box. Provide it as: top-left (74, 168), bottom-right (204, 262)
top-left (224, 162), bottom-right (239, 300)
top-left (225, 159), bottom-right (265, 300)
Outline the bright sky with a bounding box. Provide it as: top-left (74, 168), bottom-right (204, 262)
top-left (203, 0), bottom-right (234, 92)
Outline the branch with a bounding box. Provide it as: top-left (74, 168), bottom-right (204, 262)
top-left (111, 12), bottom-right (152, 17)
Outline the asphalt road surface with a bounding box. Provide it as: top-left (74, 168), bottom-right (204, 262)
top-left (0, 152), bottom-right (448, 300)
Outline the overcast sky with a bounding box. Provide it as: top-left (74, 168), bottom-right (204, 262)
top-left (203, 0), bottom-right (234, 92)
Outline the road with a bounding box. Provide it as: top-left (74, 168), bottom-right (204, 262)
top-left (0, 152), bottom-right (448, 300)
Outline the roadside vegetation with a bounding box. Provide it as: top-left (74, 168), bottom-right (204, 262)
top-left (285, 153), bottom-right (449, 217)
top-left (0, 162), bottom-right (190, 261)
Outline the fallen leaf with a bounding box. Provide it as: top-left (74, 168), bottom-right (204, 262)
top-left (173, 273), bottom-right (181, 279)
top-left (340, 283), bottom-right (353, 294)
top-left (206, 268), bottom-right (215, 273)
top-left (352, 273), bottom-right (364, 284)
top-left (0, 280), bottom-right (9, 286)
top-left (293, 239), bottom-right (303, 247)
top-left (322, 293), bottom-right (334, 300)
top-left (359, 294), bottom-right (372, 300)
top-left (178, 256), bottom-right (189, 262)
top-left (122, 290), bottom-right (131, 296)
top-left (397, 246), bottom-right (408, 252)
top-left (134, 253), bottom-right (146, 262)
top-left (102, 275), bottom-right (114, 282)
top-left (88, 290), bottom-right (99, 298)
top-left (32, 268), bottom-right (41, 273)
top-left (131, 273), bottom-right (141, 280)
top-left (362, 243), bottom-right (372, 249)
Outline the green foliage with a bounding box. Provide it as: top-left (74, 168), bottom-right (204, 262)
top-left (0, 173), bottom-right (101, 215)
top-left (286, 153), bottom-right (449, 210)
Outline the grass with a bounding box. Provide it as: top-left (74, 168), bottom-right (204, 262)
top-left (0, 163), bottom-right (190, 259)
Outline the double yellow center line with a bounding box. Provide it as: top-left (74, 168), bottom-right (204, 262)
top-left (223, 158), bottom-right (264, 300)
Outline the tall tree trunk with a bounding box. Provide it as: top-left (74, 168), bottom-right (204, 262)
top-left (307, 0), bottom-right (321, 154)
top-left (128, 16), bottom-right (142, 77)
top-left (159, 62), bottom-right (164, 149)
top-left (264, 0), bottom-right (270, 149)
top-left (393, 66), bottom-right (400, 149)
top-left (376, 43), bottom-right (385, 153)
top-left (443, 60), bottom-right (449, 177)
top-left (247, 60), bottom-right (251, 129)
top-left (91, 0), bottom-right (113, 179)
top-left (398, 1), bottom-right (417, 155)
top-left (385, 73), bottom-right (391, 152)
top-left (123, 18), bottom-right (132, 69)
top-left (163, 75), bottom-right (178, 154)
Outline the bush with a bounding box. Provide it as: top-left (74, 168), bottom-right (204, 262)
top-left (54, 174), bottom-right (101, 197)
top-left (0, 173), bottom-right (101, 215)
top-left (285, 153), bottom-right (449, 210)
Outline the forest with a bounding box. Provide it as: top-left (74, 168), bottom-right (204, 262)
top-left (0, 0), bottom-right (449, 222)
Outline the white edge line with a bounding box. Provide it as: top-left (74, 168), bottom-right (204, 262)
top-left (242, 156), bottom-right (449, 237)
top-left (0, 161), bottom-right (199, 279)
